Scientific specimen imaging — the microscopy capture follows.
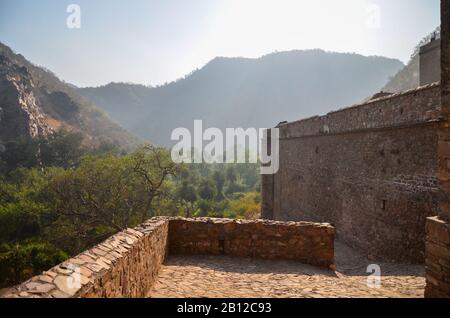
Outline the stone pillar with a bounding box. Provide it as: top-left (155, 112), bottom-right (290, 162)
top-left (442, 0), bottom-right (450, 115)
top-left (261, 129), bottom-right (274, 219)
top-left (425, 0), bottom-right (450, 298)
top-left (425, 216), bottom-right (450, 297)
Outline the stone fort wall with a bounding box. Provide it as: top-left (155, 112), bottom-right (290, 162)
top-left (262, 83), bottom-right (443, 263)
top-left (425, 0), bottom-right (450, 298)
top-left (1, 217), bottom-right (334, 298)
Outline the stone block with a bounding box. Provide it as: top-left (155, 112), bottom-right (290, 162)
top-left (425, 216), bottom-right (450, 298)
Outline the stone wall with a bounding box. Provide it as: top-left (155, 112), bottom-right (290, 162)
top-left (2, 218), bottom-right (169, 298)
top-left (425, 217), bottom-right (450, 297)
top-left (442, 0), bottom-right (450, 113)
top-left (420, 39), bottom-right (441, 87)
top-left (263, 83), bottom-right (443, 263)
top-left (276, 83), bottom-right (441, 139)
top-left (168, 218), bottom-right (335, 269)
top-left (425, 0), bottom-right (450, 298)
top-left (2, 217), bottom-right (334, 298)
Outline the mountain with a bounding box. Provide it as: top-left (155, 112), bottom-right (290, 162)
top-left (383, 27), bottom-right (440, 93)
top-left (78, 50), bottom-right (404, 147)
top-left (0, 42), bottom-right (140, 151)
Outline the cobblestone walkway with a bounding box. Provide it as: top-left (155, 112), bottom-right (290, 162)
top-left (148, 243), bottom-right (425, 298)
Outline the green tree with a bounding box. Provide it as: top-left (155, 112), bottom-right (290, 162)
top-left (42, 145), bottom-right (179, 252)
top-left (226, 166), bottom-right (237, 183)
top-left (0, 138), bottom-right (39, 175)
top-left (0, 130), bottom-right (87, 176)
top-left (130, 145), bottom-right (180, 222)
top-left (175, 180), bottom-right (198, 217)
top-left (0, 243), bottom-right (67, 287)
top-left (212, 170), bottom-right (226, 200)
top-left (198, 178), bottom-right (218, 201)
top-left (228, 192), bottom-right (261, 220)
top-left (39, 130), bottom-right (84, 169)
top-left (0, 169), bottom-right (51, 243)
top-left (197, 199), bottom-right (214, 217)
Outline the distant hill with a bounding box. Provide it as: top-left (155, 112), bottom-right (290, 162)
top-left (78, 50), bottom-right (404, 147)
top-left (0, 42), bottom-right (140, 151)
top-left (383, 27), bottom-right (440, 93)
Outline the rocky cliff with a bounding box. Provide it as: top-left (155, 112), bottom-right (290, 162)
top-left (0, 55), bottom-right (53, 142)
top-left (0, 42), bottom-right (140, 151)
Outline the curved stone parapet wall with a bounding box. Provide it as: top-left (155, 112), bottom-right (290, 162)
top-left (2, 218), bottom-right (169, 298)
top-left (1, 217), bottom-right (334, 298)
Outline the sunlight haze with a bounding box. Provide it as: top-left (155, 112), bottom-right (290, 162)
top-left (0, 0), bottom-right (440, 87)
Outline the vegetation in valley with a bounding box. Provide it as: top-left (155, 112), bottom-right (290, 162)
top-left (0, 131), bottom-right (261, 288)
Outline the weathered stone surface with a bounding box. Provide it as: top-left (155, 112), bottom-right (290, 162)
top-left (37, 275), bottom-right (54, 284)
top-left (149, 243), bottom-right (425, 299)
top-left (50, 290), bottom-right (69, 298)
top-left (25, 282), bottom-right (41, 290)
top-left (424, 0), bottom-right (450, 299)
top-left (2, 218), bottom-right (169, 298)
top-left (91, 248), bottom-right (107, 257)
top-left (262, 83), bottom-right (442, 263)
top-left (168, 217), bottom-right (335, 269)
top-left (425, 217), bottom-right (450, 298)
top-left (1, 217), bottom-right (335, 298)
top-left (53, 275), bottom-right (80, 297)
top-left (441, 0), bottom-right (450, 117)
top-left (31, 283), bottom-right (55, 294)
top-left (427, 217), bottom-right (450, 245)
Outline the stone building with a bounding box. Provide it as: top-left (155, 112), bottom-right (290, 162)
top-left (2, 0), bottom-right (449, 300)
top-left (420, 38), bottom-right (441, 86)
top-left (262, 79), bottom-right (442, 263)
top-left (261, 44), bottom-right (444, 264)
top-left (262, 0), bottom-right (450, 297)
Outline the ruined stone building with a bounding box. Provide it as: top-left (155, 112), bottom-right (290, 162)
top-left (2, 1), bottom-right (449, 299)
top-left (262, 0), bottom-right (450, 297)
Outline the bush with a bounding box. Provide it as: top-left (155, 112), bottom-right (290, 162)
top-left (0, 242), bottom-right (67, 287)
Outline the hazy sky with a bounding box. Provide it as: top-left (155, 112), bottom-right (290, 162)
top-left (0, 0), bottom-right (440, 87)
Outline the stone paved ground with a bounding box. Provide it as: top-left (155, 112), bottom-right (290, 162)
top-left (148, 242), bottom-right (425, 298)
